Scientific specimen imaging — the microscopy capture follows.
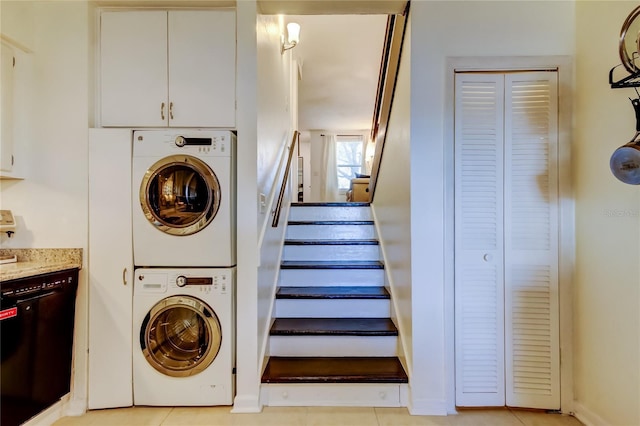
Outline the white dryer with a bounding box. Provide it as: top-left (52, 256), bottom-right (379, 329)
top-left (132, 130), bottom-right (235, 267)
top-left (133, 268), bottom-right (234, 406)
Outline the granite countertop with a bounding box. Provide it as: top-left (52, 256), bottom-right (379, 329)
top-left (0, 248), bottom-right (82, 282)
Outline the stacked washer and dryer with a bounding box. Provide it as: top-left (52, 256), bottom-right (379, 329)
top-left (131, 130), bottom-right (236, 407)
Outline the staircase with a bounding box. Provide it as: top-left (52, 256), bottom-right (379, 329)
top-left (261, 202), bottom-right (408, 407)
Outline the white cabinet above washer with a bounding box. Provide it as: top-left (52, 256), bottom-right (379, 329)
top-left (100, 10), bottom-right (236, 128)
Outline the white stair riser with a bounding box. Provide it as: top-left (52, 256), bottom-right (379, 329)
top-left (262, 383), bottom-right (404, 407)
top-left (269, 335), bottom-right (397, 357)
top-left (279, 269), bottom-right (384, 287)
top-left (282, 245), bottom-right (380, 261)
top-left (275, 299), bottom-right (390, 318)
top-left (286, 225), bottom-right (376, 240)
top-left (289, 206), bottom-right (372, 221)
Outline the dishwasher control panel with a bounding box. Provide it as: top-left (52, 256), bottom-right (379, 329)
top-left (1, 270), bottom-right (76, 299)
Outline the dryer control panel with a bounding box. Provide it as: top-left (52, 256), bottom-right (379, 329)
top-left (133, 130), bottom-right (235, 157)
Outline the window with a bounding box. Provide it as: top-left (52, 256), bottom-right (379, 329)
top-left (336, 135), bottom-right (364, 190)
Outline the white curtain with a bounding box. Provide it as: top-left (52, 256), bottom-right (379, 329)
top-left (320, 133), bottom-right (340, 201)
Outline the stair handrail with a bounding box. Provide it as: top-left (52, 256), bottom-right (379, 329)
top-left (367, 3), bottom-right (409, 202)
top-left (272, 130), bottom-right (299, 227)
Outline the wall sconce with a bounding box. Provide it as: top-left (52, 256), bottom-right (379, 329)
top-left (281, 22), bottom-right (300, 55)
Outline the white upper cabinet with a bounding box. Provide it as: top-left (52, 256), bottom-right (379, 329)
top-left (168, 11), bottom-right (236, 127)
top-left (1, 43), bottom-right (15, 174)
top-left (100, 10), bottom-right (236, 128)
top-left (100, 11), bottom-right (167, 127)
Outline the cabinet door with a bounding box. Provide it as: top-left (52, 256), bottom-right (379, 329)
top-left (1, 43), bottom-right (14, 173)
top-left (88, 129), bottom-right (133, 409)
top-left (168, 10), bottom-right (236, 127)
top-left (100, 11), bottom-right (167, 127)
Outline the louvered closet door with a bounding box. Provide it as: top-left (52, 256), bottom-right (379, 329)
top-left (503, 72), bottom-right (559, 409)
top-left (454, 71), bottom-right (560, 410)
top-left (454, 73), bottom-right (506, 407)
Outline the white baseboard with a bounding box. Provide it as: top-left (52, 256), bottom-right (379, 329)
top-left (573, 401), bottom-right (610, 426)
top-left (65, 397), bottom-right (87, 417)
top-left (23, 394), bottom-right (69, 426)
top-left (231, 394), bottom-right (262, 413)
top-left (408, 397), bottom-right (448, 416)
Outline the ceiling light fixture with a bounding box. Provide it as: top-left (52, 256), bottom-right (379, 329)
top-left (281, 22), bottom-right (300, 55)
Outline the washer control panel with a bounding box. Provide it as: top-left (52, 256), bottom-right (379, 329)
top-left (134, 269), bottom-right (231, 295)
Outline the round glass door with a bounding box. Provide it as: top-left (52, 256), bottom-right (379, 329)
top-left (140, 155), bottom-right (221, 236)
top-left (140, 295), bottom-right (222, 377)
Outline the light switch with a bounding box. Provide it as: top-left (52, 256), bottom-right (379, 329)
top-left (259, 193), bottom-right (267, 213)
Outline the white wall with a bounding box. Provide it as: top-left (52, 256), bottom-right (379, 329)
top-left (0, 0), bottom-right (92, 413)
top-left (573, 3), bottom-right (640, 425)
top-left (0, 1), bottom-right (35, 50)
top-left (408, 1), bottom-right (575, 414)
top-left (255, 12), bottom-right (294, 372)
top-left (370, 9), bottom-right (413, 404)
top-left (256, 15), bottom-right (292, 207)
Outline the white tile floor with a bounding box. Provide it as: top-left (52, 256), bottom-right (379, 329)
top-left (53, 406), bottom-right (583, 426)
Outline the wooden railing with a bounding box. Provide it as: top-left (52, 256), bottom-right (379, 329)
top-left (272, 130), bottom-right (299, 227)
top-left (367, 3), bottom-right (409, 202)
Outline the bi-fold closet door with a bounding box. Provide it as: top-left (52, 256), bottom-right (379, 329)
top-left (454, 71), bottom-right (560, 410)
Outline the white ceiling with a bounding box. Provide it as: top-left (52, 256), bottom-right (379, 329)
top-left (286, 14), bottom-right (388, 132)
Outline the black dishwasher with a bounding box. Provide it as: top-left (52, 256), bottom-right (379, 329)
top-left (1, 268), bottom-right (79, 426)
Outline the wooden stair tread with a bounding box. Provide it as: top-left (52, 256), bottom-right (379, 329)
top-left (284, 239), bottom-right (378, 245)
top-left (291, 202), bottom-right (370, 207)
top-left (261, 357), bottom-right (408, 383)
top-left (270, 318), bottom-right (397, 336)
top-left (281, 260), bottom-right (384, 269)
top-left (288, 220), bottom-right (374, 226)
top-left (277, 286), bottom-right (389, 299)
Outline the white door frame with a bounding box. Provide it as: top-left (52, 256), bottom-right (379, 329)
top-left (443, 56), bottom-right (575, 414)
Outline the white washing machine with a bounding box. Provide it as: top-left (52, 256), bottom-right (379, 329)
top-left (133, 268), bottom-right (234, 406)
top-left (132, 130), bottom-right (235, 267)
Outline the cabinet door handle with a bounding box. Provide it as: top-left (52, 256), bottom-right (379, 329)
top-left (169, 102), bottom-right (174, 120)
top-left (161, 102), bottom-right (166, 121)
top-left (122, 267), bottom-right (128, 286)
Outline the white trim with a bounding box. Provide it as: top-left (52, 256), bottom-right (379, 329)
top-left (407, 396), bottom-right (448, 416)
top-left (0, 34), bottom-right (34, 53)
top-left (444, 56), bottom-right (574, 412)
top-left (257, 204), bottom-right (288, 374)
top-left (573, 401), bottom-right (610, 426)
top-left (443, 61), bottom-right (456, 412)
top-left (65, 397), bottom-right (88, 417)
top-left (23, 394), bottom-right (69, 426)
top-left (231, 394), bottom-right (262, 413)
top-left (370, 204), bottom-right (412, 379)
